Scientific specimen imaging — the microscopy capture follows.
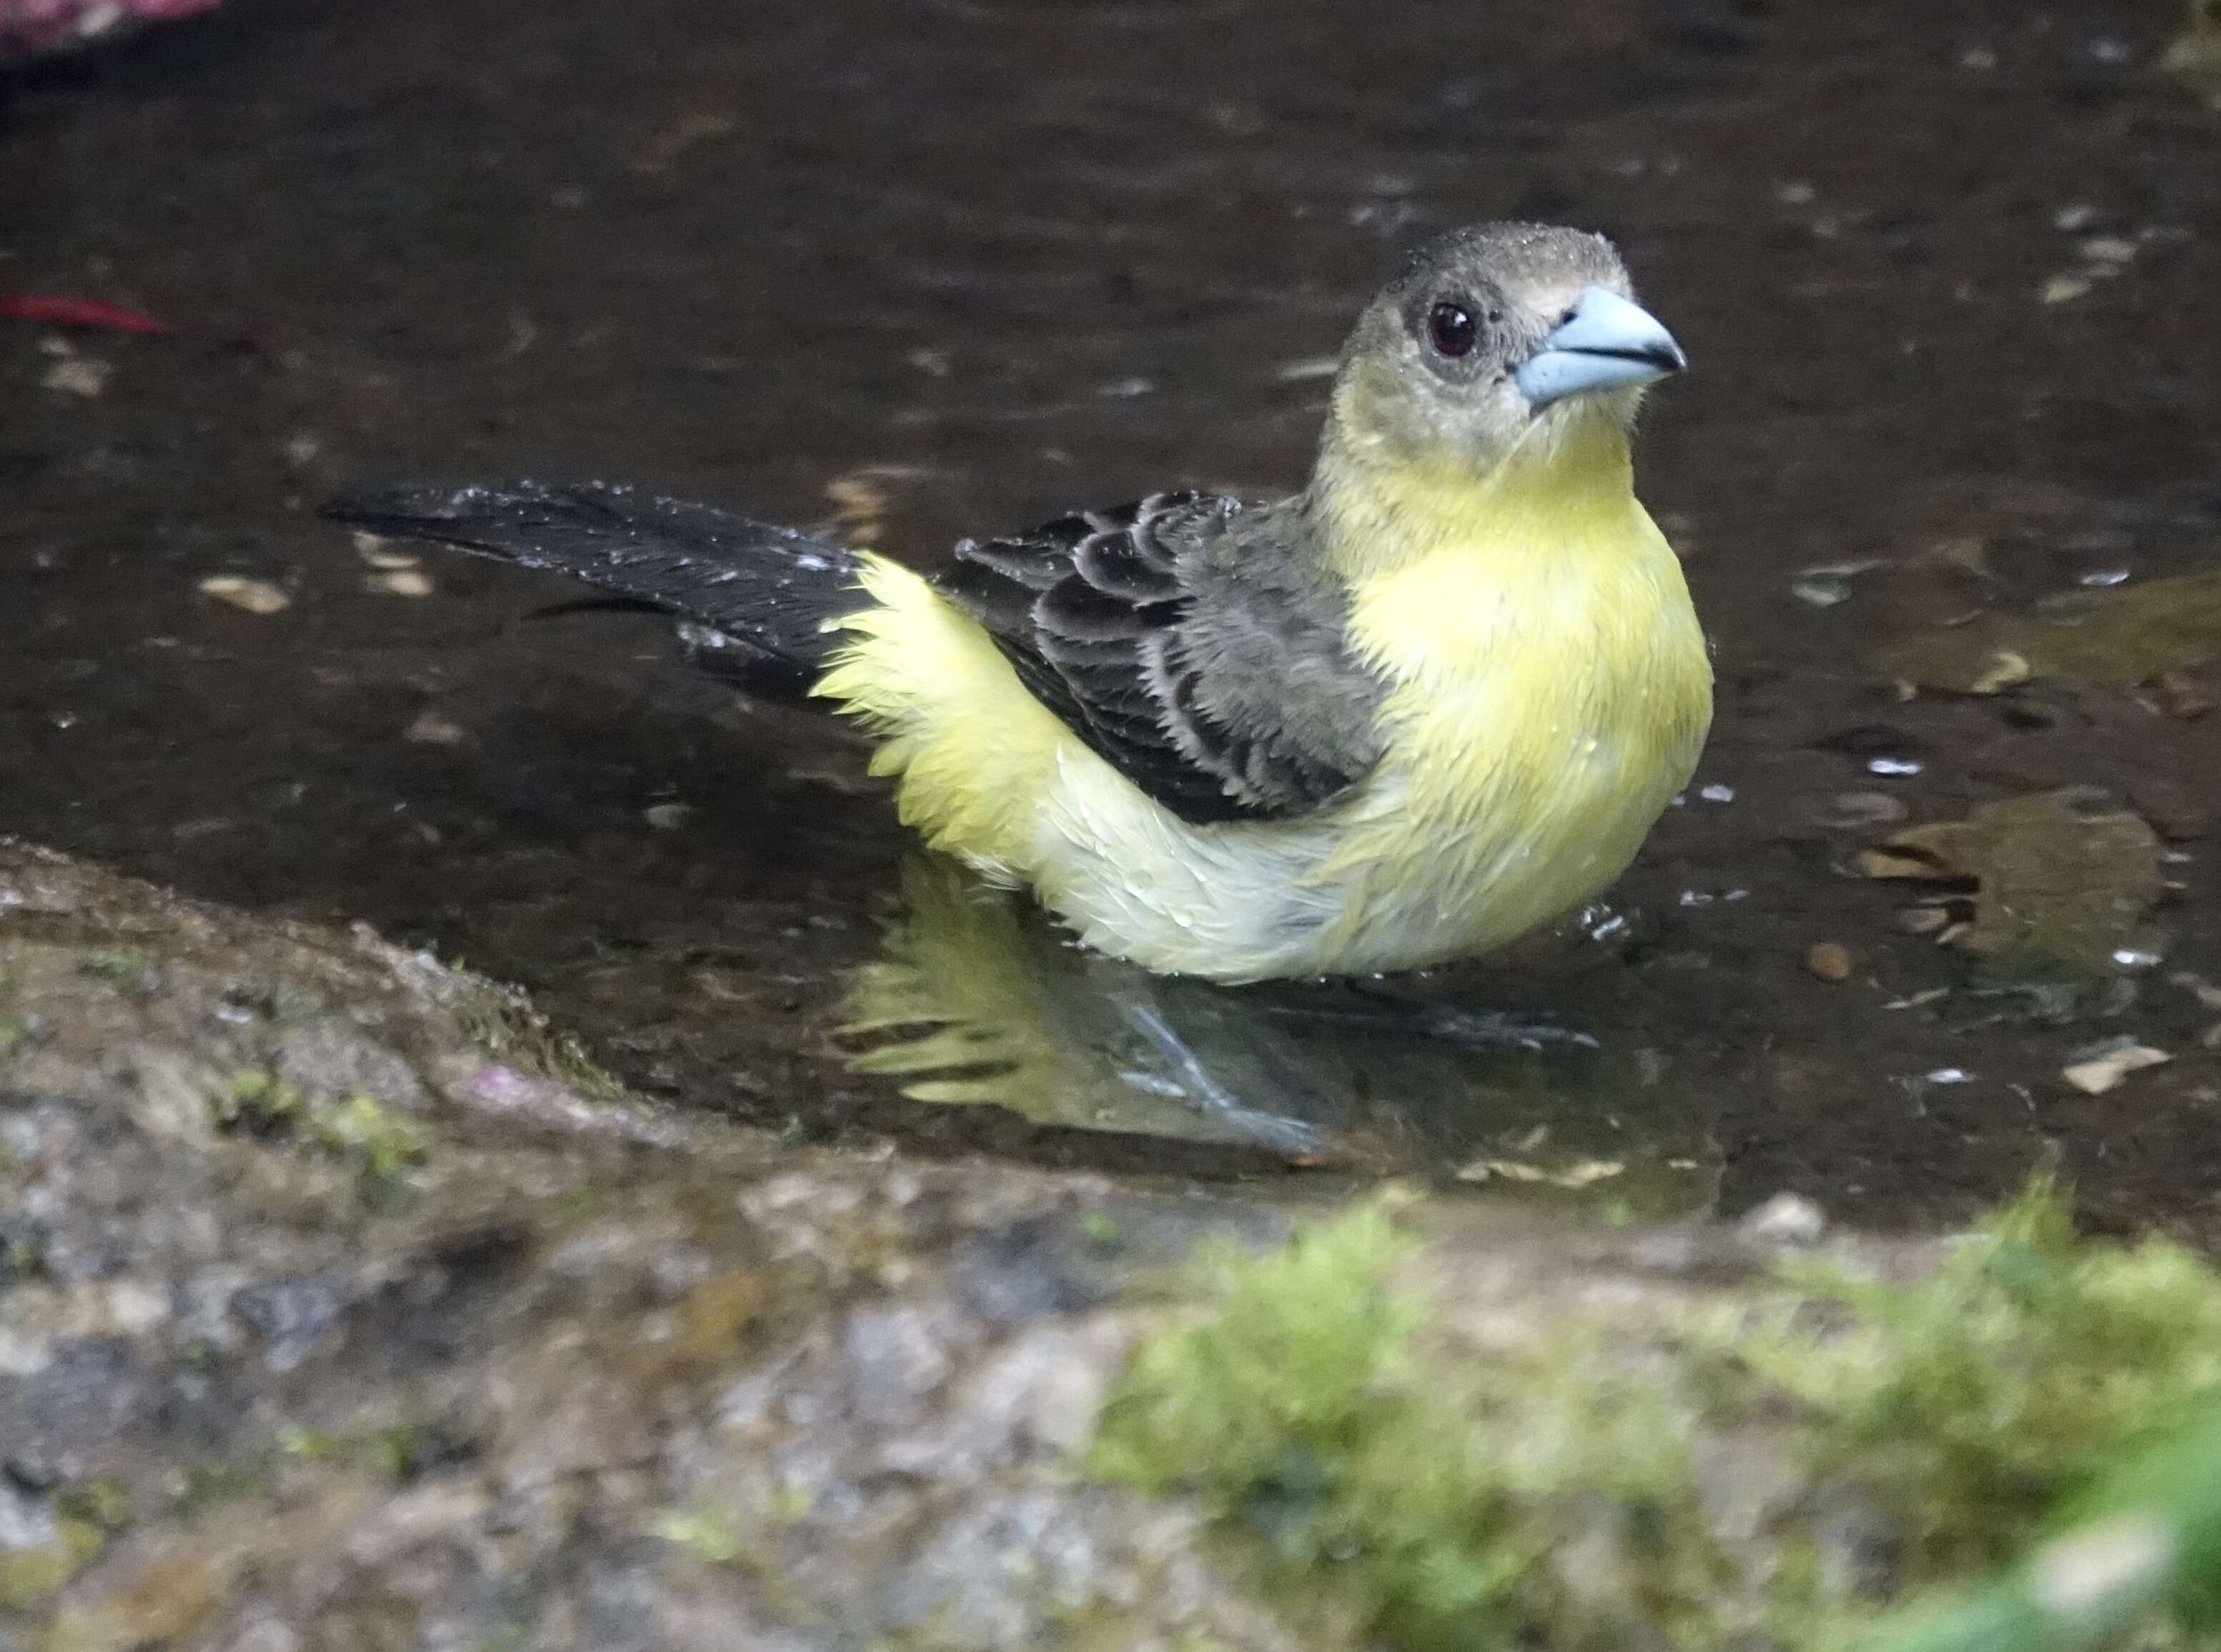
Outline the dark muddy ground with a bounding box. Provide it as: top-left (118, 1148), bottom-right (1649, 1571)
top-left (4, 0), bottom-right (2220, 1233)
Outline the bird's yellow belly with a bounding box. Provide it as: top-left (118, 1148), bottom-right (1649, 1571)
top-left (815, 535), bottom-right (1709, 983)
top-left (1286, 671), bottom-right (1702, 976)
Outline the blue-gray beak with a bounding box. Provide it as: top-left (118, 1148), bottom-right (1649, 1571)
top-left (1514, 286), bottom-right (1686, 409)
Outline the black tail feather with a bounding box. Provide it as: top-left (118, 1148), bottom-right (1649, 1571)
top-left (322, 479), bottom-right (865, 695)
top-left (520, 595), bottom-right (675, 623)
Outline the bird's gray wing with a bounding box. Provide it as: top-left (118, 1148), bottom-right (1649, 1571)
top-left (930, 492), bottom-right (1384, 826)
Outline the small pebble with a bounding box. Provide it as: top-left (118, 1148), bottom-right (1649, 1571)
top-left (2062, 1039), bottom-right (2170, 1095)
top-left (402, 710), bottom-right (467, 747)
top-left (2041, 272), bottom-right (2095, 305)
top-left (1821, 790), bottom-right (1909, 830)
top-left (644, 802), bottom-right (695, 832)
top-left (1791, 576), bottom-right (1854, 608)
top-left (199, 575), bottom-right (292, 615)
top-left (1805, 942), bottom-right (1854, 982)
top-left (41, 354), bottom-right (111, 397)
top-left (1739, 1191), bottom-right (1827, 1246)
top-left (354, 532), bottom-right (422, 572)
top-left (367, 569), bottom-right (434, 597)
top-left (824, 474), bottom-right (892, 547)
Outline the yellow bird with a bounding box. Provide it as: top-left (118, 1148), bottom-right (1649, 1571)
top-left (327, 223), bottom-right (1711, 983)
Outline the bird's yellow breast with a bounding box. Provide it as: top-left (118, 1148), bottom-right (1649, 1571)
top-left (1310, 422), bottom-right (1711, 967)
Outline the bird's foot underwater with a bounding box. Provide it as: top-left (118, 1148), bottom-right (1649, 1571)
top-left (1117, 1002), bottom-right (1328, 1157)
top-left (1416, 1006), bottom-right (1599, 1051)
top-left (1268, 985), bottom-right (1600, 1053)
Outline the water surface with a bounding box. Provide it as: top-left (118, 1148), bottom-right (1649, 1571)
top-left (4, 0), bottom-right (2219, 1231)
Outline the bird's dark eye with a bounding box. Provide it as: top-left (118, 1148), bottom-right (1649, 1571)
top-left (1427, 301), bottom-right (1477, 358)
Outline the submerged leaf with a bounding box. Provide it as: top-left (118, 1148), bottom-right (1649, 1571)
top-left (2162, 0), bottom-right (2221, 104)
top-left (1862, 789), bottom-right (2163, 972)
top-left (1878, 569), bottom-right (2221, 695)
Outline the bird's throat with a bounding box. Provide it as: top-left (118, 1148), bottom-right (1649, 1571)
top-left (1308, 407), bottom-right (1641, 585)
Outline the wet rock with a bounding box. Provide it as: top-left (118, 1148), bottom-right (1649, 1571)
top-left (228, 1275), bottom-right (352, 1374)
top-left (0, 839), bottom-right (2169, 1648)
top-left (0, 841), bottom-right (1342, 1647)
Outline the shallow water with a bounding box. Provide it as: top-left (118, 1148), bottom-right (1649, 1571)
top-left (4, 0), bottom-right (2219, 1232)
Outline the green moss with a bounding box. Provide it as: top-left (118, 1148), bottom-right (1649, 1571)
top-left (449, 982), bottom-right (628, 1105)
top-left (308, 1093), bottom-right (427, 1185)
top-left (275, 1421), bottom-right (451, 1483)
top-left (210, 1072), bottom-right (426, 1194)
top-left (646, 1506), bottom-right (747, 1566)
top-left (279, 1425), bottom-right (341, 1461)
top-left (172, 1453), bottom-right (277, 1514)
top-left (215, 1068), bottom-right (305, 1127)
top-left (1850, 1389), bottom-right (2221, 1652)
top-left (0, 1520), bottom-right (104, 1611)
top-left (1090, 1182), bottom-right (2221, 1652)
top-left (1090, 1206), bottom-right (1716, 1649)
top-left (74, 947), bottom-right (145, 987)
top-left (1728, 1180), bottom-right (2221, 1576)
top-left (1089, 1207), bottom-right (1420, 1503)
top-left (1, 1224), bottom-right (42, 1278)
top-left (54, 1481), bottom-right (129, 1534)
top-left (645, 1504), bottom-right (815, 1621)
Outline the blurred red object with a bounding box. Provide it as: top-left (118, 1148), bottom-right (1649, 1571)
top-left (0, 294), bottom-right (173, 334)
top-left (1, 0), bottom-right (222, 66)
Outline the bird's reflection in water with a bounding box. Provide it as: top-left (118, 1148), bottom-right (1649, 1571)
top-left (835, 857), bottom-right (1719, 1219)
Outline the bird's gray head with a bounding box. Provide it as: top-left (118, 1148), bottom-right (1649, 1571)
top-left (1326, 222), bottom-right (1685, 479)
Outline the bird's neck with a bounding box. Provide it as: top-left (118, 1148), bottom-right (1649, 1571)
top-left (1306, 409), bottom-right (1642, 585)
